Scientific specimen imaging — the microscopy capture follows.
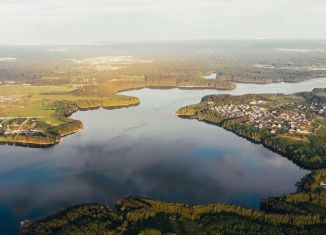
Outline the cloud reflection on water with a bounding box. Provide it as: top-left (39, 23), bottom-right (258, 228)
top-left (2, 78), bottom-right (326, 233)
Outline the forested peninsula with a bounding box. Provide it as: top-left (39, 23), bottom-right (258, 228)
top-left (176, 88), bottom-right (326, 169)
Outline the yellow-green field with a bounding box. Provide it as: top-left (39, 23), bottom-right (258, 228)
top-left (0, 85), bottom-right (139, 122)
top-left (0, 84), bottom-right (140, 146)
top-left (0, 86), bottom-right (72, 124)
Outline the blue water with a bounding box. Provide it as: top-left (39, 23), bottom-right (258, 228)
top-left (1, 77), bottom-right (326, 234)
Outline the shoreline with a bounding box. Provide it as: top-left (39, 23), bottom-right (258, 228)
top-left (1, 76), bottom-right (325, 148)
top-left (116, 84), bottom-right (236, 94)
top-left (176, 113), bottom-right (323, 170)
top-left (228, 75), bottom-right (326, 85)
top-left (117, 76), bottom-right (326, 95)
top-left (21, 180), bottom-right (326, 234)
top-left (175, 88), bottom-right (326, 170)
top-left (0, 102), bottom-right (140, 148)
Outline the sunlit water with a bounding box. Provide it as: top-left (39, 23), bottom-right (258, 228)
top-left (1, 77), bottom-right (326, 234)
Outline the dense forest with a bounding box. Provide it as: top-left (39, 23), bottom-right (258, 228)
top-left (23, 169), bottom-right (326, 235)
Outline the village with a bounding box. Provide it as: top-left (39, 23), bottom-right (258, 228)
top-left (0, 117), bottom-right (45, 137)
top-left (208, 100), bottom-right (326, 134)
top-left (0, 80), bottom-right (17, 86)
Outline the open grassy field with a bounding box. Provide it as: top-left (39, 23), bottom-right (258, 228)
top-left (0, 86), bottom-right (72, 124)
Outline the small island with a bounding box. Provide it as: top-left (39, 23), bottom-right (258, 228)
top-left (176, 88), bottom-right (326, 169)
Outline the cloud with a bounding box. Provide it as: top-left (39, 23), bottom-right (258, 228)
top-left (0, 0), bottom-right (325, 44)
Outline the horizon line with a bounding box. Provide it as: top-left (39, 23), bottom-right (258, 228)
top-left (0, 38), bottom-right (326, 46)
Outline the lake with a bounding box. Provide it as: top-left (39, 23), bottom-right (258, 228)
top-left (1, 77), bottom-right (326, 234)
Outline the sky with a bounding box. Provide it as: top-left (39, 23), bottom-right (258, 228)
top-left (0, 0), bottom-right (325, 44)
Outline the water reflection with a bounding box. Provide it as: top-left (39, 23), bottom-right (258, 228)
top-left (1, 77), bottom-right (326, 233)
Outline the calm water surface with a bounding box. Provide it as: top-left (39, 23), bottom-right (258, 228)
top-left (1, 77), bottom-right (326, 233)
